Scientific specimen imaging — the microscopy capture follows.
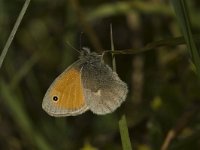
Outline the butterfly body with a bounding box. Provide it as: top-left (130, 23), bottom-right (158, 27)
top-left (42, 49), bottom-right (128, 117)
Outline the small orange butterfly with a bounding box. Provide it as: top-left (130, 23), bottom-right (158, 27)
top-left (42, 48), bottom-right (128, 117)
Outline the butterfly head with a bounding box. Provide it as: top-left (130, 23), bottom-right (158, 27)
top-left (79, 47), bottom-right (102, 63)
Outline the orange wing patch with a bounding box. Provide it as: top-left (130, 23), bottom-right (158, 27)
top-left (50, 68), bottom-right (85, 110)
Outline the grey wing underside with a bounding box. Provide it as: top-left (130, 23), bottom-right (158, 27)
top-left (81, 62), bottom-right (128, 115)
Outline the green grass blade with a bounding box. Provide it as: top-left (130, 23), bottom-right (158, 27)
top-left (110, 24), bottom-right (116, 71)
top-left (110, 25), bottom-right (132, 150)
top-left (105, 34), bottom-right (200, 55)
top-left (0, 79), bottom-right (53, 150)
top-left (170, 0), bottom-right (200, 79)
top-left (0, 0), bottom-right (30, 69)
top-left (119, 115), bottom-right (132, 150)
top-left (10, 52), bottom-right (40, 89)
top-left (87, 1), bottom-right (173, 22)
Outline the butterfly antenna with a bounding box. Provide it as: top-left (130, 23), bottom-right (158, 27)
top-left (65, 41), bottom-right (81, 54)
top-left (80, 32), bottom-right (84, 50)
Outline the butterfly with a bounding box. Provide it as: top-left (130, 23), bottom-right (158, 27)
top-left (42, 48), bottom-right (128, 117)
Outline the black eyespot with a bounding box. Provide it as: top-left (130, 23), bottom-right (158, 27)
top-left (53, 96), bottom-right (58, 101)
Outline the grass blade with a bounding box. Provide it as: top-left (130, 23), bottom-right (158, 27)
top-left (0, 79), bottom-right (53, 150)
top-left (0, 0), bottom-right (30, 69)
top-left (110, 24), bottom-right (116, 71)
top-left (119, 115), bottom-right (132, 150)
top-left (110, 25), bottom-right (132, 150)
top-left (170, 0), bottom-right (200, 79)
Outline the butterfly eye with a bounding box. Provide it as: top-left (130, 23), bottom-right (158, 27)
top-left (53, 96), bottom-right (58, 101)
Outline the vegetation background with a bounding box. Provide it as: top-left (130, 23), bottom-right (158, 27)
top-left (0, 0), bottom-right (200, 150)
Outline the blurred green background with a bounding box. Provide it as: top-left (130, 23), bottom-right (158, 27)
top-left (0, 0), bottom-right (200, 150)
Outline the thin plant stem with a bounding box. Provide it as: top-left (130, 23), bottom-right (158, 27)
top-left (110, 24), bottom-right (116, 71)
top-left (119, 115), bottom-right (132, 150)
top-left (0, 0), bottom-right (31, 69)
top-left (110, 25), bottom-right (132, 150)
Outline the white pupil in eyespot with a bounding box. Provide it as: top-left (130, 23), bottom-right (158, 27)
top-left (53, 96), bottom-right (58, 101)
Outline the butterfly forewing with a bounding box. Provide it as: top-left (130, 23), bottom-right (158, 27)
top-left (42, 60), bottom-right (88, 117)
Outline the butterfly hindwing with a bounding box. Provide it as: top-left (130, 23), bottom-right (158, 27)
top-left (81, 60), bottom-right (128, 115)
